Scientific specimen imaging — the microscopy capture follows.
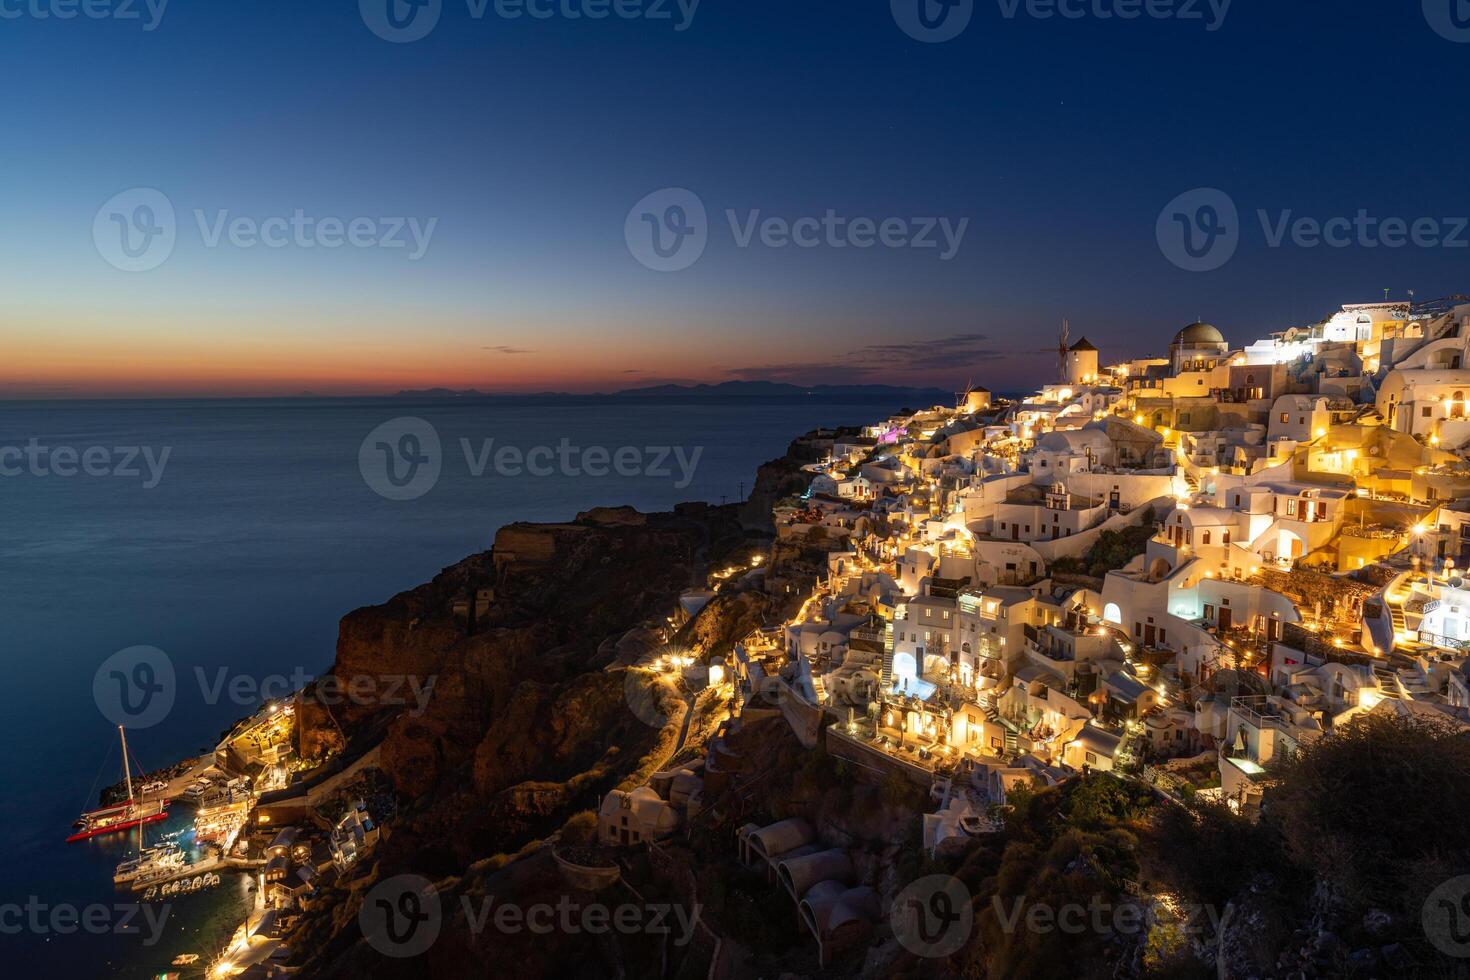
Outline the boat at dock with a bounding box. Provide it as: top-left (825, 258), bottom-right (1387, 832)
top-left (68, 726), bottom-right (169, 843)
top-left (113, 842), bottom-right (186, 887)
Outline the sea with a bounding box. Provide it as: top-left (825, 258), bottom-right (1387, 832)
top-left (0, 394), bottom-right (926, 978)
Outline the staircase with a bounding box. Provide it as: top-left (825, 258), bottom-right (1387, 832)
top-left (1183, 472), bottom-right (1200, 494)
top-left (809, 674), bottom-right (827, 706)
top-left (1372, 666), bottom-right (1402, 700)
top-left (880, 623), bottom-right (895, 686)
top-left (1387, 597), bottom-right (1408, 637)
top-left (1397, 669), bottom-right (1433, 699)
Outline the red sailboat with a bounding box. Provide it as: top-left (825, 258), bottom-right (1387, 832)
top-left (67, 726), bottom-right (169, 843)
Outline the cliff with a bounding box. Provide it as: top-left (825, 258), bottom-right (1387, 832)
top-left (287, 437), bottom-right (828, 977)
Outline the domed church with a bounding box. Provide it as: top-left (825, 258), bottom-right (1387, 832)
top-left (1169, 321), bottom-right (1229, 375)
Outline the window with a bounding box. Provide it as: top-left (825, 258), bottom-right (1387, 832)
top-left (1279, 412), bottom-right (1288, 423)
top-left (1286, 499), bottom-right (1298, 517)
top-left (1085, 751), bottom-right (1098, 765)
top-left (1424, 406), bottom-right (1433, 418)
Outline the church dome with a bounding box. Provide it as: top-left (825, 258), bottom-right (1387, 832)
top-left (1173, 321), bottom-right (1225, 347)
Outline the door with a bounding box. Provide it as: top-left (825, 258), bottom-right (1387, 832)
top-left (1144, 625), bottom-right (1156, 646)
top-left (1011, 523), bottom-right (1019, 540)
top-left (1218, 607), bottom-right (1232, 632)
top-left (1109, 491), bottom-right (1120, 509)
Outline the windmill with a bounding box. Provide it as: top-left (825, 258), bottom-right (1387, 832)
top-left (1033, 320), bottom-right (1071, 384)
top-left (956, 376), bottom-right (974, 411)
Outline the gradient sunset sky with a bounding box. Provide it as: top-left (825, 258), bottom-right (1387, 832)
top-left (7, 2), bottom-right (1470, 398)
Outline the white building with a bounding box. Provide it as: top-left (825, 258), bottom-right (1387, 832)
top-left (1266, 395), bottom-right (1330, 446)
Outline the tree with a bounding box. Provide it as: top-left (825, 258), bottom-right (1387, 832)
top-left (1266, 711), bottom-right (1470, 934)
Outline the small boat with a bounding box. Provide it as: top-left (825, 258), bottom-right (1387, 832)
top-left (171, 953), bottom-right (200, 966)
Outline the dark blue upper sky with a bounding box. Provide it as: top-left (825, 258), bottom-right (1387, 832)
top-left (7, 0), bottom-right (1470, 394)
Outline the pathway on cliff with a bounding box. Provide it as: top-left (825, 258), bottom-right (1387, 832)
top-left (672, 693), bottom-right (698, 759)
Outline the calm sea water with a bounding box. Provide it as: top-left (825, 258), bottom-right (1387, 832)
top-left (0, 395), bottom-right (911, 977)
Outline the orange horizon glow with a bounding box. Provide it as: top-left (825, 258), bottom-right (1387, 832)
top-left (4, 318), bottom-right (734, 398)
top-left (5, 312), bottom-right (1024, 398)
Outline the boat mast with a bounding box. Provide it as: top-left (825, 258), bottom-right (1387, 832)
top-left (119, 725), bottom-right (134, 802)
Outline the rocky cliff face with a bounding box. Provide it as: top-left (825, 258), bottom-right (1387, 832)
top-left (304, 507), bottom-right (740, 853)
top-left (287, 436), bottom-right (868, 978)
top-left (291, 491), bottom-right (768, 975)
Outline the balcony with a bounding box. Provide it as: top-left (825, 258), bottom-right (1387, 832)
top-left (1229, 696), bottom-right (1285, 730)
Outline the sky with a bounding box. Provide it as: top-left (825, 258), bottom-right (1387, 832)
top-left (5, 1), bottom-right (1470, 397)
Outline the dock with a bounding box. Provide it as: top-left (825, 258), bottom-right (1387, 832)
top-left (130, 855), bottom-right (264, 892)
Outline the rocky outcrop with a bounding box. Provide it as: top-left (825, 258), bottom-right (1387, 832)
top-left (288, 431), bottom-right (863, 978)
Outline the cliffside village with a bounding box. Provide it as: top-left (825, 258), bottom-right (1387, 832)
top-left (601, 298), bottom-right (1470, 965)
